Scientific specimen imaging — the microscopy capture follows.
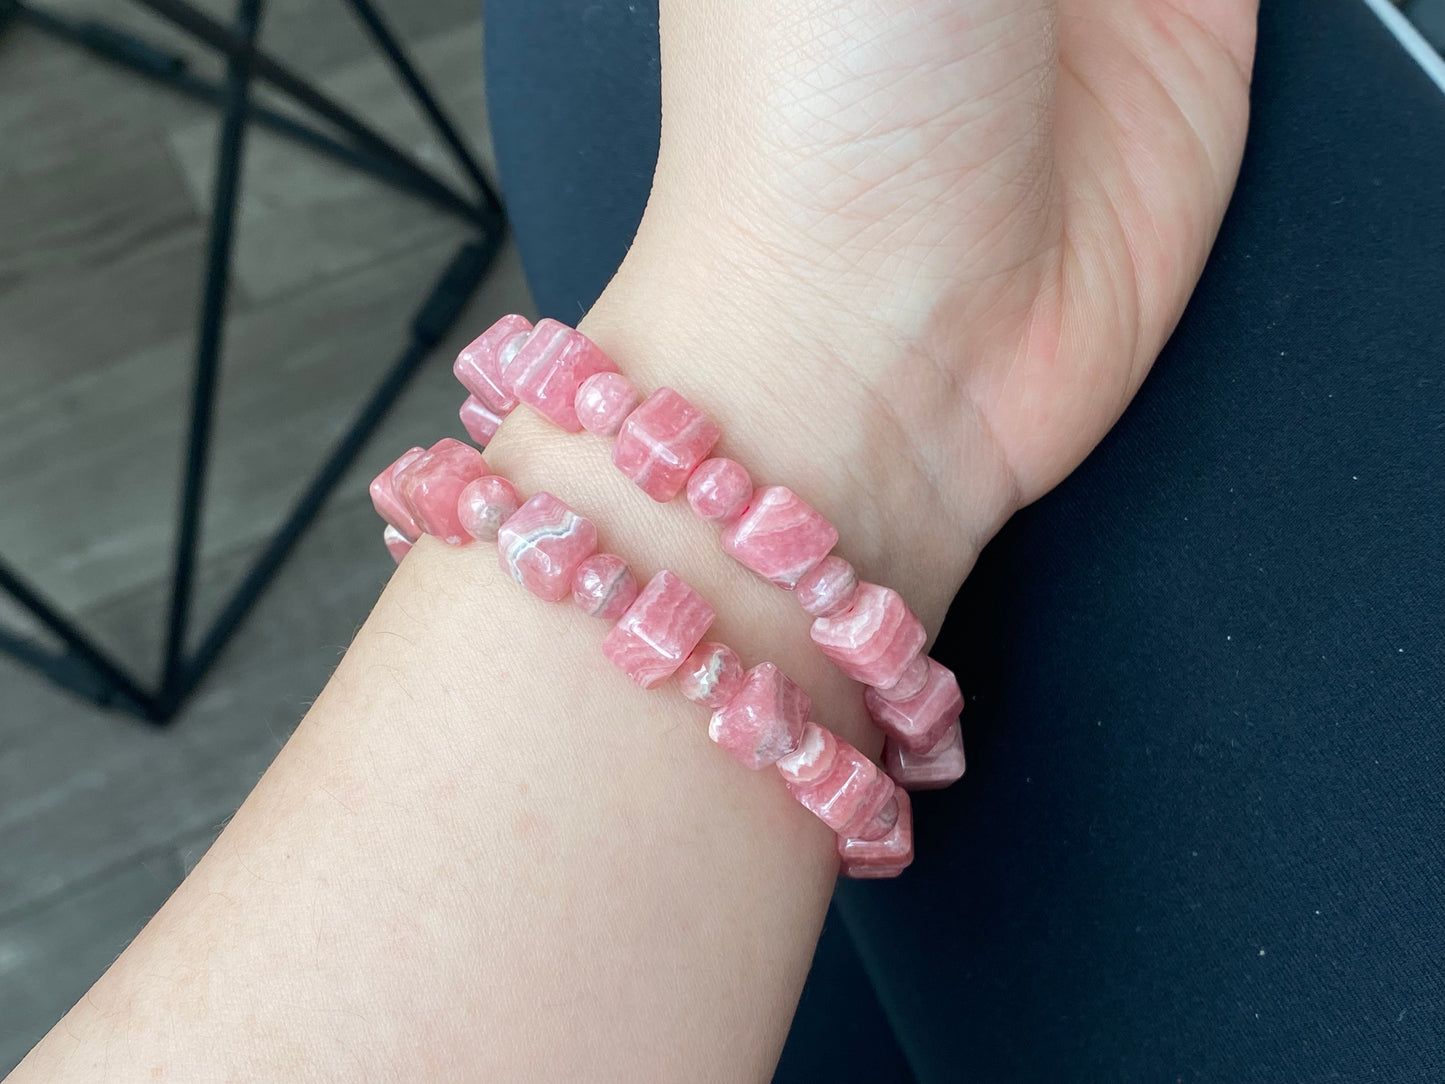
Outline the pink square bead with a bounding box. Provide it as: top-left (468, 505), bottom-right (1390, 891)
top-left (884, 720), bottom-right (966, 790)
top-left (838, 790), bottom-right (914, 879)
top-left (505, 318), bottom-right (618, 432)
top-left (394, 438), bottom-right (488, 545)
top-left (574, 372), bottom-right (640, 437)
top-left (720, 485), bottom-right (839, 589)
top-left (777, 722), bottom-right (898, 840)
top-left (602, 570), bottom-right (715, 689)
top-left (369, 445), bottom-right (425, 540)
top-left (676, 641), bottom-right (745, 709)
top-left (863, 657), bottom-right (962, 753)
top-left (612, 387), bottom-right (721, 502)
top-left (707, 662), bottom-right (809, 769)
top-left (382, 524), bottom-right (412, 564)
top-left (496, 492), bottom-right (598, 602)
top-left (459, 395), bottom-right (506, 445)
top-left (809, 582), bottom-right (927, 688)
top-left (453, 313), bottom-right (532, 413)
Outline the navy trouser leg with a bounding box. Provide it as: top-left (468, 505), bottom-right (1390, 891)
top-left (484, 1), bottom-right (1445, 1077)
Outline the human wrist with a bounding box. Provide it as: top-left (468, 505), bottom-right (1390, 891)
top-left (570, 227), bottom-right (1019, 626)
top-left (469, 239), bottom-right (996, 760)
top-left (475, 402), bottom-right (880, 756)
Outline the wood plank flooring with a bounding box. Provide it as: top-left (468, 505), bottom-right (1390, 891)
top-left (0, 1), bottom-right (534, 1071)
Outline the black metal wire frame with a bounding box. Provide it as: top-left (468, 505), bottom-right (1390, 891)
top-left (0, 0), bottom-right (506, 722)
top-left (9, 1), bottom-right (481, 214)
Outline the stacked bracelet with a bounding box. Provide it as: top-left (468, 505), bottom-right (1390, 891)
top-left (370, 439), bottom-right (912, 878)
top-left (451, 315), bottom-right (966, 793)
top-left (367, 312), bottom-right (970, 879)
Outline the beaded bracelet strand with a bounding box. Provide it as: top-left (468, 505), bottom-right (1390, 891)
top-left (370, 438), bottom-right (913, 879)
top-left (451, 315), bottom-right (966, 792)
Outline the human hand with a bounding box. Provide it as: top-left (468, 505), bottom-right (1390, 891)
top-left (575, 0), bottom-right (1256, 611)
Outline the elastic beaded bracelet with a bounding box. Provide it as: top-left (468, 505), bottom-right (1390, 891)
top-left (449, 316), bottom-right (965, 790)
top-left (369, 441), bottom-right (912, 878)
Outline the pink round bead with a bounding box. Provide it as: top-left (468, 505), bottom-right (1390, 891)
top-left (457, 474), bottom-right (521, 542)
top-left (676, 641), bottom-right (745, 709)
top-left (838, 789), bottom-right (914, 879)
top-left (686, 458), bottom-right (752, 522)
top-left (495, 328), bottom-right (530, 376)
top-left (458, 395), bottom-right (505, 446)
top-left (793, 555), bottom-right (857, 617)
top-left (875, 652), bottom-right (930, 700)
top-left (883, 721), bottom-right (966, 791)
top-left (574, 372), bottom-right (640, 437)
top-left (571, 553), bottom-right (638, 619)
top-left (382, 524), bottom-right (412, 564)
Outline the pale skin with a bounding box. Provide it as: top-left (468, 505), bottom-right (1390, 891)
top-left (10, 1), bottom-right (1256, 1080)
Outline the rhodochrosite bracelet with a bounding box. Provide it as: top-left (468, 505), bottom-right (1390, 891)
top-left (452, 314), bottom-right (966, 791)
top-left (370, 440), bottom-right (912, 879)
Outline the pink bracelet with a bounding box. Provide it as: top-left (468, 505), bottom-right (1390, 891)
top-left (451, 315), bottom-right (966, 791)
top-left (370, 439), bottom-right (913, 879)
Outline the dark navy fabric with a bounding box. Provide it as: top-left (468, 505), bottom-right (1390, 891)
top-left (483, 1), bottom-right (1445, 1078)
top-left (483, 0), bottom-right (660, 323)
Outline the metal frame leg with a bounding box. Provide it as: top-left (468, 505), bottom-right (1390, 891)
top-left (0, 559), bottom-right (161, 718)
top-left (172, 236), bottom-right (498, 708)
top-left (0, 0), bottom-right (508, 723)
top-left (11, 1), bottom-right (470, 214)
top-left (342, 0), bottom-right (500, 216)
top-left (132, 0), bottom-right (490, 226)
top-left (159, 0), bottom-right (261, 698)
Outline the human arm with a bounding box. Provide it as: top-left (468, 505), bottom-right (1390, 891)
top-left (8, 0), bottom-right (1255, 1079)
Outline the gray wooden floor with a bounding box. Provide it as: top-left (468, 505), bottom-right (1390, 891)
top-left (0, 0), bottom-right (534, 1070)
